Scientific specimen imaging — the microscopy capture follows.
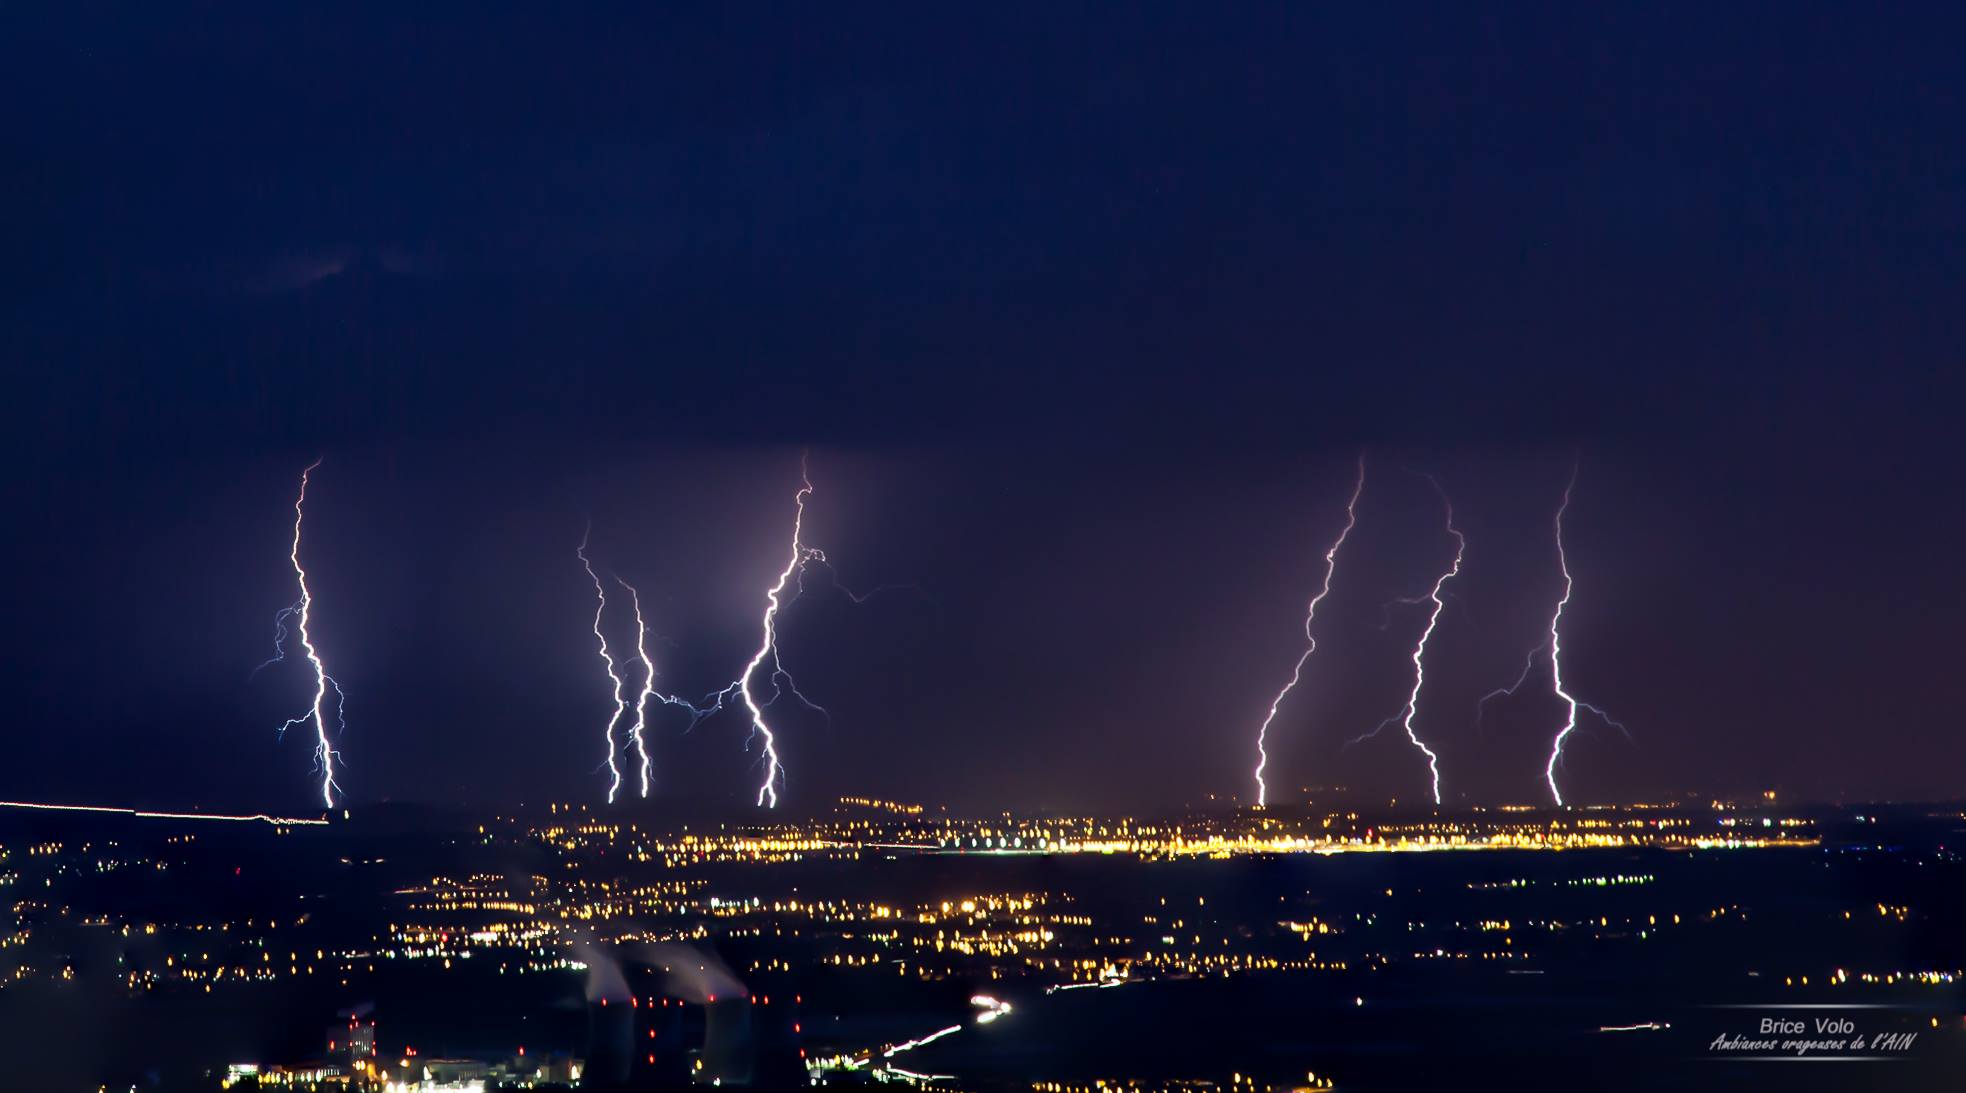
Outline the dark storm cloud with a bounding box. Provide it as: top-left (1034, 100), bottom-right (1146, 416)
top-left (1, 5), bottom-right (1962, 812)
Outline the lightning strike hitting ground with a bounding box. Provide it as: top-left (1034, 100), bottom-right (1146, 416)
top-left (1542, 470), bottom-right (1583, 805)
top-left (269, 460), bottom-right (344, 808)
top-left (1542, 463), bottom-right (1627, 805)
top-left (679, 456), bottom-right (906, 806)
top-left (619, 578), bottom-right (659, 799)
top-left (1350, 475), bottom-right (1463, 805)
top-left (1251, 456), bottom-right (1366, 807)
top-left (1398, 477), bottom-right (1464, 804)
top-left (615, 575), bottom-right (672, 800)
top-left (714, 461), bottom-right (825, 808)
top-left (577, 524), bottom-right (631, 804)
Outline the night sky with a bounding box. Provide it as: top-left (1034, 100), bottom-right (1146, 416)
top-left (3, 7), bottom-right (1962, 813)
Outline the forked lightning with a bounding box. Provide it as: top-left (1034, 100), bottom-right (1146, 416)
top-left (1251, 456), bottom-right (1366, 807)
top-left (266, 460), bottom-right (345, 808)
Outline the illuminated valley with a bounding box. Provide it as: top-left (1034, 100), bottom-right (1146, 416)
top-left (1, 797), bottom-right (1958, 1091)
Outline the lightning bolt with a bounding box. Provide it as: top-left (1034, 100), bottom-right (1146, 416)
top-left (1350, 474), bottom-right (1462, 805)
top-left (1251, 455), bottom-right (1366, 808)
top-left (253, 604), bottom-right (298, 677)
top-left (614, 575), bottom-right (710, 799)
top-left (672, 455), bottom-right (907, 807)
top-left (577, 524), bottom-right (630, 804)
top-left (797, 551), bottom-right (914, 605)
top-left (617, 577), bottom-right (658, 799)
top-left (269, 460), bottom-right (344, 808)
top-left (1474, 642), bottom-right (1546, 732)
top-left (686, 456), bottom-right (843, 809)
top-left (726, 460), bottom-right (821, 808)
top-left (1542, 461), bottom-right (1627, 805)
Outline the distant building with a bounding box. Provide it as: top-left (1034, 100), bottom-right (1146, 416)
top-left (582, 971), bottom-right (807, 1089)
top-left (585, 997), bottom-right (636, 1088)
top-left (328, 1014), bottom-right (378, 1062)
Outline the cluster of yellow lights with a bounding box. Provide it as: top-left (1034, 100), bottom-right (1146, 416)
top-left (839, 795), bottom-right (926, 815)
top-left (1785, 967), bottom-right (1958, 987)
top-left (0, 802), bottom-right (1854, 1015)
top-left (1031, 1074), bottom-right (1333, 1093)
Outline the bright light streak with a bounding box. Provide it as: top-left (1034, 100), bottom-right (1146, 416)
top-left (610, 575), bottom-right (718, 798)
top-left (1253, 455), bottom-right (1365, 807)
top-left (1599, 1021), bottom-right (1669, 1033)
top-left (969, 994), bottom-right (1013, 1023)
top-left (1043, 974), bottom-right (1131, 994)
top-left (617, 576), bottom-right (659, 799)
top-left (0, 799), bottom-right (327, 826)
top-left (682, 455), bottom-right (906, 807)
top-left (1543, 461), bottom-right (1627, 805)
top-left (696, 457), bottom-right (830, 808)
top-left (731, 462), bottom-right (812, 809)
top-left (885, 1066), bottom-right (957, 1082)
top-left (882, 1024), bottom-right (963, 1057)
top-left (841, 994), bottom-right (1008, 1079)
top-left (577, 523), bottom-right (629, 804)
top-left (269, 460), bottom-right (344, 808)
top-left (1358, 474), bottom-right (1463, 805)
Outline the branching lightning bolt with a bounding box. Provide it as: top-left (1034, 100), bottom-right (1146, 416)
top-left (1542, 461), bottom-right (1627, 805)
top-left (671, 455), bottom-right (903, 808)
top-left (1251, 455), bottom-right (1365, 808)
top-left (614, 575), bottom-right (711, 799)
top-left (1350, 474), bottom-right (1463, 806)
top-left (618, 577), bottom-right (658, 799)
top-left (712, 460), bottom-right (824, 808)
top-left (254, 605), bottom-right (299, 678)
top-left (269, 460), bottom-right (344, 808)
top-left (797, 554), bottom-right (914, 605)
top-left (1475, 642), bottom-right (1546, 732)
top-left (577, 524), bottom-right (630, 804)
